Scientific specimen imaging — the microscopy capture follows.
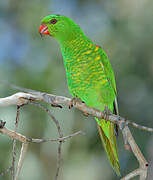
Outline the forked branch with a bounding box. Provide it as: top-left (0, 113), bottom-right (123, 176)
top-left (0, 85), bottom-right (150, 180)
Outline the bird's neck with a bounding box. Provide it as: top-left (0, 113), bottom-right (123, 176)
top-left (59, 32), bottom-right (93, 60)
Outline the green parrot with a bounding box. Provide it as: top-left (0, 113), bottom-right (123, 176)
top-left (39, 14), bottom-right (120, 175)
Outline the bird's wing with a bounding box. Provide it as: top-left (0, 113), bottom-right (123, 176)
top-left (99, 47), bottom-right (119, 135)
top-left (99, 47), bottom-right (117, 96)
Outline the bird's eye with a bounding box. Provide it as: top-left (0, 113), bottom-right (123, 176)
top-left (50, 19), bottom-right (57, 24)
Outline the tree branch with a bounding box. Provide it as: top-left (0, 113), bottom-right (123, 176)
top-left (0, 87), bottom-right (152, 133)
top-left (15, 143), bottom-right (28, 180)
top-left (0, 124), bottom-right (83, 144)
top-left (0, 85), bottom-right (150, 180)
top-left (12, 106), bottom-right (21, 180)
top-left (0, 119), bottom-right (83, 180)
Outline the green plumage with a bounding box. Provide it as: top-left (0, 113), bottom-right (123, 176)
top-left (40, 14), bottom-right (120, 175)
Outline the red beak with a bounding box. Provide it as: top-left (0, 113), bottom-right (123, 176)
top-left (39, 24), bottom-right (50, 35)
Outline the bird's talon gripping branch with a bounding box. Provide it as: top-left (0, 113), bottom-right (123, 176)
top-left (0, 120), bottom-right (6, 128)
top-left (103, 106), bottom-right (111, 122)
top-left (69, 97), bottom-right (82, 109)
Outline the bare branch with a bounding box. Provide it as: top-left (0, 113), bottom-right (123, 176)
top-left (0, 120), bottom-right (83, 180)
top-left (55, 142), bottom-right (62, 180)
top-left (0, 92), bottom-right (41, 107)
top-left (0, 126), bottom-right (27, 143)
top-left (0, 88), bottom-right (152, 133)
top-left (0, 85), bottom-right (150, 179)
top-left (15, 143), bottom-right (28, 180)
top-left (11, 106), bottom-right (21, 180)
top-left (121, 168), bottom-right (142, 180)
top-left (29, 131), bottom-right (84, 143)
top-left (30, 102), bottom-right (63, 137)
top-left (0, 124), bottom-right (83, 144)
top-left (29, 102), bottom-right (63, 180)
top-left (121, 126), bottom-right (148, 179)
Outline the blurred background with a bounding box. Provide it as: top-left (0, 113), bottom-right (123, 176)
top-left (0, 0), bottom-right (153, 179)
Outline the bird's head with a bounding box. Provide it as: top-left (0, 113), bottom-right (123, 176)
top-left (39, 14), bottom-right (83, 42)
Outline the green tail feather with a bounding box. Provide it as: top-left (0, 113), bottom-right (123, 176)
top-left (97, 121), bottom-right (120, 176)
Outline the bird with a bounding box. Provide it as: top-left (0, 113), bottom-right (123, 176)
top-left (39, 14), bottom-right (120, 175)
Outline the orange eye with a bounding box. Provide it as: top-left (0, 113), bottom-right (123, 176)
top-left (50, 19), bottom-right (57, 24)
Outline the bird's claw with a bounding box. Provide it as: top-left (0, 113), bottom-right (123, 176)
top-left (69, 97), bottom-right (83, 109)
top-left (103, 106), bottom-right (111, 122)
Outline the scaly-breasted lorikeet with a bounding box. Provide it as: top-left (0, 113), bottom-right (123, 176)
top-left (39, 14), bottom-right (120, 175)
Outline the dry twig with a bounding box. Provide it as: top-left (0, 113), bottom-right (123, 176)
top-left (0, 86), bottom-right (151, 180)
top-left (11, 106), bottom-right (21, 180)
top-left (0, 125), bottom-right (83, 144)
top-left (15, 143), bottom-right (28, 180)
top-left (0, 119), bottom-right (83, 180)
top-left (29, 102), bottom-right (63, 180)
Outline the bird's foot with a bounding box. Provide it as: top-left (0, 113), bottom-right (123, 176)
top-left (103, 106), bottom-right (111, 122)
top-left (51, 103), bottom-right (63, 108)
top-left (69, 97), bottom-right (84, 109)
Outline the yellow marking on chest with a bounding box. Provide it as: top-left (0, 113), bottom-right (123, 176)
top-left (99, 62), bottom-right (108, 84)
top-left (101, 79), bottom-right (107, 84)
top-left (100, 61), bottom-right (104, 69)
top-left (77, 58), bottom-right (81, 62)
top-left (86, 71), bottom-right (102, 81)
top-left (94, 55), bottom-right (101, 61)
top-left (83, 50), bottom-right (92, 55)
top-left (94, 46), bottom-right (99, 52)
top-left (75, 72), bottom-right (81, 76)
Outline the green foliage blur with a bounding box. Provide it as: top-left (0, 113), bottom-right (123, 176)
top-left (0, 0), bottom-right (153, 179)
